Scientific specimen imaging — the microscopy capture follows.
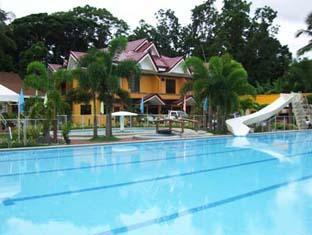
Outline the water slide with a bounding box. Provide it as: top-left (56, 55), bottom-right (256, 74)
top-left (226, 93), bottom-right (300, 136)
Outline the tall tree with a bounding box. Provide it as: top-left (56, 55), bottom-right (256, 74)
top-left (129, 20), bottom-right (156, 42)
top-left (214, 0), bottom-right (251, 61)
top-left (296, 12), bottom-right (312, 56)
top-left (0, 8), bottom-right (16, 71)
top-left (74, 37), bottom-right (140, 138)
top-left (184, 54), bottom-right (255, 131)
top-left (153, 9), bottom-right (183, 56)
top-left (242, 6), bottom-right (292, 85)
top-left (129, 9), bottom-right (183, 57)
top-left (184, 0), bottom-right (219, 60)
top-left (18, 41), bottom-right (48, 76)
top-left (73, 49), bottom-right (104, 139)
top-left (98, 37), bottom-right (141, 137)
top-left (280, 59), bottom-right (312, 92)
top-left (10, 5), bottom-right (129, 72)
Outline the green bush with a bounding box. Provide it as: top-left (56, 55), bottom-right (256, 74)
top-left (306, 94), bottom-right (312, 104)
top-left (26, 126), bottom-right (41, 144)
top-left (62, 122), bottom-right (72, 144)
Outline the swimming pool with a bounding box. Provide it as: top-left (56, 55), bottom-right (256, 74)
top-left (0, 131), bottom-right (311, 235)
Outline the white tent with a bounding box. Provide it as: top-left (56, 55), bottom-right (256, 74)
top-left (0, 84), bottom-right (19, 102)
top-left (112, 111), bottom-right (138, 131)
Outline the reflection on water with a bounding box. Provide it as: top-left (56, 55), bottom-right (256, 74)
top-left (4, 218), bottom-right (108, 235)
top-left (0, 131), bottom-right (311, 235)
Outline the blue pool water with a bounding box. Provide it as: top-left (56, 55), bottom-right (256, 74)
top-left (0, 131), bottom-right (312, 235)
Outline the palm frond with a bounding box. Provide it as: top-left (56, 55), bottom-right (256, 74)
top-left (297, 41), bottom-right (312, 56)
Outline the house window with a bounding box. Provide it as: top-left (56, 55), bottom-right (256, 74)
top-left (130, 77), bottom-right (140, 92)
top-left (80, 105), bottom-right (91, 115)
top-left (166, 79), bottom-right (176, 94)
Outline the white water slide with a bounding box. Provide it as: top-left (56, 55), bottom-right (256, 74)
top-left (226, 93), bottom-right (301, 136)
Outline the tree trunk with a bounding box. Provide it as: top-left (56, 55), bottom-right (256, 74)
top-left (208, 95), bottom-right (213, 131)
top-left (105, 103), bottom-right (113, 137)
top-left (93, 95), bottom-right (98, 138)
top-left (217, 106), bottom-right (223, 132)
top-left (43, 120), bottom-right (51, 144)
top-left (52, 107), bottom-right (57, 142)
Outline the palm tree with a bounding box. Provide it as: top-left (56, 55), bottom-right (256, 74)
top-left (25, 61), bottom-right (72, 142)
top-left (75, 37), bottom-right (140, 138)
top-left (208, 55), bottom-right (255, 130)
top-left (184, 54), bottom-right (255, 131)
top-left (73, 49), bottom-right (104, 139)
top-left (296, 12), bottom-right (312, 56)
top-left (182, 57), bottom-right (214, 129)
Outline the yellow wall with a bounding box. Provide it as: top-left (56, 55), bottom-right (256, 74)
top-left (70, 74), bottom-right (189, 126)
top-left (255, 94), bottom-right (280, 105)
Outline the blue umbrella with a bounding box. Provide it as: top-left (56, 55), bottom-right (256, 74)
top-left (140, 97), bottom-right (144, 114)
top-left (203, 97), bottom-right (208, 112)
top-left (18, 89), bottom-right (25, 114)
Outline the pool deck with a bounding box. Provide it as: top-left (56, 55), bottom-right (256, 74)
top-left (0, 129), bottom-right (307, 152)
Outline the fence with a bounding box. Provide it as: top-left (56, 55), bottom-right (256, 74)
top-left (67, 114), bottom-right (298, 133)
top-left (0, 114), bottom-right (299, 147)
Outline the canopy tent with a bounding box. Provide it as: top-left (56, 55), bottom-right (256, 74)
top-left (112, 111), bottom-right (138, 131)
top-left (0, 84), bottom-right (19, 103)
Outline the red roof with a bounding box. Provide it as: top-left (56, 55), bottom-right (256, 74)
top-left (136, 42), bottom-right (153, 52)
top-left (68, 39), bottom-right (185, 73)
top-left (48, 64), bottom-right (63, 71)
top-left (125, 38), bottom-right (147, 52)
top-left (70, 51), bottom-right (87, 60)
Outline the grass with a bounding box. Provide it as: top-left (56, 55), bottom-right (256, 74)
top-left (89, 136), bottom-right (120, 142)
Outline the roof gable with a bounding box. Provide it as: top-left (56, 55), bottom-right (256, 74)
top-left (138, 54), bottom-right (157, 72)
top-left (64, 39), bottom-right (188, 75)
top-left (169, 59), bottom-right (190, 75)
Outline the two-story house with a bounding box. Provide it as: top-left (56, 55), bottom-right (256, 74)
top-left (48, 38), bottom-right (196, 125)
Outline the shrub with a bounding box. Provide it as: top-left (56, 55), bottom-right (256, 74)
top-left (62, 122), bottom-right (72, 144)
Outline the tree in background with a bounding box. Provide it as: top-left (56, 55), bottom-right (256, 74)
top-left (129, 0), bottom-right (292, 91)
top-left (182, 0), bottom-right (219, 59)
top-left (129, 20), bottom-right (157, 42)
top-left (130, 9), bottom-right (183, 57)
top-left (0, 8), bottom-right (16, 71)
top-left (10, 5), bottom-right (128, 73)
top-left (242, 6), bottom-right (292, 85)
top-left (24, 62), bottom-right (72, 142)
top-left (18, 42), bottom-right (48, 76)
top-left (279, 59), bottom-right (312, 92)
top-left (74, 37), bottom-right (140, 138)
top-left (296, 12), bottom-right (312, 56)
top-left (213, 0), bottom-right (251, 61)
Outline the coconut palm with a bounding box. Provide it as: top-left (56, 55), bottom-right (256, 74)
top-left (184, 54), bottom-right (255, 131)
top-left (75, 37), bottom-right (140, 138)
top-left (25, 61), bottom-right (72, 142)
top-left (296, 12), bottom-right (312, 56)
top-left (182, 57), bottom-right (214, 129)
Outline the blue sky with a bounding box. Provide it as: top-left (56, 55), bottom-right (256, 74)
top-left (0, 0), bottom-right (311, 58)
